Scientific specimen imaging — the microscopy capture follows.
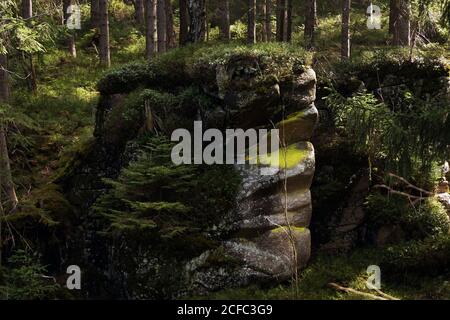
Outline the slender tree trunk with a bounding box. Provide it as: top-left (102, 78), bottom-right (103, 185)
top-left (265, 0), bottom-right (272, 42)
top-left (145, 0), bottom-right (157, 60)
top-left (165, 0), bottom-right (176, 49)
top-left (22, 0), bottom-right (32, 19)
top-left (0, 55), bottom-right (18, 212)
top-left (187, 0), bottom-right (206, 43)
top-left (21, 0), bottom-right (37, 92)
top-left (91, 0), bottom-right (100, 28)
top-left (157, 0), bottom-right (167, 52)
top-left (179, 0), bottom-right (189, 45)
top-left (341, 0), bottom-right (351, 59)
top-left (218, 0), bottom-right (230, 41)
top-left (63, 0), bottom-right (77, 58)
top-left (304, 0), bottom-right (316, 49)
top-left (276, 0), bottom-right (285, 42)
top-left (0, 55), bottom-right (9, 102)
top-left (134, 0), bottom-right (145, 25)
top-left (388, 0), bottom-right (398, 34)
top-left (392, 0), bottom-right (411, 46)
top-left (285, 0), bottom-right (292, 42)
top-left (247, 0), bottom-right (256, 44)
top-left (99, 0), bottom-right (111, 67)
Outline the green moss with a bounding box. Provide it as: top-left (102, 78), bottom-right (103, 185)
top-left (271, 226), bottom-right (306, 234)
top-left (259, 143), bottom-right (310, 169)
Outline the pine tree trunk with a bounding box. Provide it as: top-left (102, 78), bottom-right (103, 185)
top-left (265, 0), bottom-right (272, 42)
top-left (91, 0), bottom-right (100, 28)
top-left (22, 0), bottom-right (37, 92)
top-left (165, 0), bottom-right (176, 49)
top-left (276, 0), bottom-right (285, 42)
top-left (22, 0), bottom-right (32, 19)
top-left (341, 0), bottom-right (351, 59)
top-left (134, 0), bottom-right (145, 25)
top-left (218, 0), bottom-right (230, 41)
top-left (157, 0), bottom-right (167, 52)
top-left (187, 0), bottom-right (206, 43)
top-left (145, 0), bottom-right (157, 60)
top-left (285, 0), bottom-right (292, 42)
top-left (0, 55), bottom-right (9, 102)
top-left (99, 0), bottom-right (111, 67)
top-left (63, 0), bottom-right (77, 58)
top-left (388, 0), bottom-right (398, 34)
top-left (0, 56), bottom-right (18, 212)
top-left (304, 0), bottom-right (316, 49)
top-left (392, 0), bottom-right (411, 46)
top-left (179, 0), bottom-right (189, 45)
top-left (247, 0), bottom-right (256, 44)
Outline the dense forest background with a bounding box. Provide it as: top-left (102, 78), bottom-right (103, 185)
top-left (0, 0), bottom-right (449, 300)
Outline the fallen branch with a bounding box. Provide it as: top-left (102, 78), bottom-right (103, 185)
top-left (388, 173), bottom-right (433, 196)
top-left (328, 283), bottom-right (399, 301)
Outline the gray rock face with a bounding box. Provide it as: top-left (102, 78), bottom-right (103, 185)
top-left (187, 60), bottom-right (318, 292)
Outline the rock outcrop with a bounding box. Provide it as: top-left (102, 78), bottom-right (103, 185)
top-left (60, 45), bottom-right (318, 298)
top-left (185, 53), bottom-right (318, 292)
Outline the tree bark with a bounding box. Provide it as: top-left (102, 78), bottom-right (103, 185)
top-left (165, 0), bottom-right (176, 49)
top-left (388, 0), bottom-right (398, 34)
top-left (145, 0), bottom-right (157, 60)
top-left (134, 0), bottom-right (145, 25)
top-left (247, 0), bottom-right (256, 44)
top-left (218, 0), bottom-right (230, 41)
top-left (0, 55), bottom-right (9, 102)
top-left (0, 56), bottom-right (18, 212)
top-left (392, 0), bottom-right (411, 46)
top-left (286, 0), bottom-right (292, 42)
top-left (99, 0), bottom-right (111, 67)
top-left (187, 0), bottom-right (206, 43)
top-left (304, 0), bottom-right (316, 49)
top-left (341, 0), bottom-right (351, 59)
top-left (157, 0), bottom-right (167, 52)
top-left (179, 0), bottom-right (189, 45)
top-left (265, 0), bottom-right (272, 42)
top-left (91, 0), bottom-right (100, 28)
top-left (63, 0), bottom-right (77, 58)
top-left (21, 0), bottom-right (37, 92)
top-left (276, 0), bottom-right (285, 42)
top-left (22, 0), bottom-right (32, 20)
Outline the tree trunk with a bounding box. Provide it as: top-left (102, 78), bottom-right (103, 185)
top-left (157, 0), bottom-right (167, 52)
top-left (388, 0), bottom-right (398, 34)
top-left (0, 56), bottom-right (18, 212)
top-left (91, 0), bottom-right (100, 28)
top-left (99, 0), bottom-right (111, 67)
top-left (22, 0), bottom-right (32, 19)
top-left (341, 0), bottom-right (351, 59)
top-left (264, 0), bottom-right (272, 42)
top-left (179, 0), bottom-right (189, 45)
top-left (188, 0), bottom-right (206, 43)
top-left (392, 0), bottom-right (411, 46)
top-left (276, 0), bottom-right (285, 42)
top-left (247, 0), bottom-right (256, 44)
top-left (218, 0), bottom-right (230, 41)
top-left (285, 0), bottom-right (292, 42)
top-left (22, 0), bottom-right (37, 92)
top-left (165, 0), bottom-right (176, 49)
top-left (304, 0), bottom-right (316, 49)
top-left (63, 0), bottom-right (77, 58)
top-left (0, 55), bottom-right (9, 102)
top-left (134, 0), bottom-right (145, 25)
top-left (145, 0), bottom-right (157, 60)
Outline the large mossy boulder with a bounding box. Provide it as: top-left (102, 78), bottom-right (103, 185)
top-left (60, 43), bottom-right (318, 298)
